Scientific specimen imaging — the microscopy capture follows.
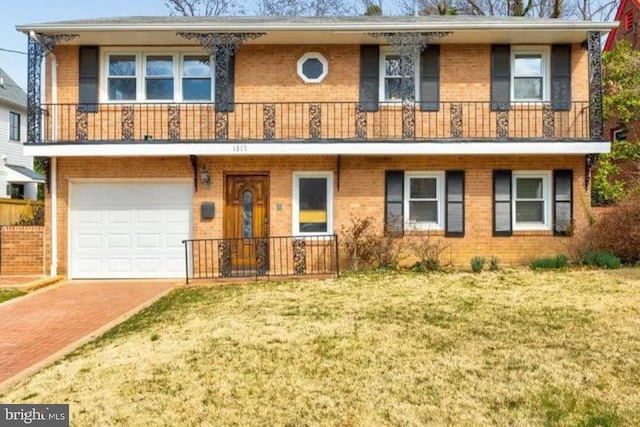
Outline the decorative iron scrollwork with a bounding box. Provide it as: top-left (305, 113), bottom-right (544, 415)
top-left (450, 103), bottom-right (463, 138)
top-left (585, 154), bottom-right (599, 190)
top-left (586, 31), bottom-right (603, 140)
top-left (75, 109), bottom-right (88, 141)
top-left (263, 104), bottom-right (275, 139)
top-left (27, 33), bottom-right (78, 144)
top-left (215, 112), bottom-right (228, 140)
top-left (256, 239), bottom-right (269, 276)
top-left (309, 103), bottom-right (321, 139)
top-left (121, 106), bottom-right (134, 140)
top-left (542, 103), bottom-right (554, 138)
top-left (496, 111), bottom-right (509, 138)
top-left (293, 238), bottom-right (306, 275)
top-left (402, 101), bottom-right (415, 139)
top-left (355, 104), bottom-right (367, 139)
top-left (218, 240), bottom-right (232, 278)
top-left (168, 104), bottom-right (180, 140)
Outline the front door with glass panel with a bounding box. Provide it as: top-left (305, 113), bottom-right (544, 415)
top-left (224, 175), bottom-right (269, 273)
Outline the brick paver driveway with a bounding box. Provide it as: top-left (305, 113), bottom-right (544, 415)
top-left (0, 280), bottom-right (176, 386)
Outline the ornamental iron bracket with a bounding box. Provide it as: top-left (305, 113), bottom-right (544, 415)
top-left (190, 155), bottom-right (198, 192)
top-left (27, 33), bottom-right (78, 144)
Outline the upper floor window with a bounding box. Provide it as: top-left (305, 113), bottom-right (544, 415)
top-left (103, 51), bottom-right (213, 102)
top-left (379, 48), bottom-right (419, 102)
top-left (297, 52), bottom-right (328, 83)
top-left (9, 111), bottom-right (20, 141)
top-left (511, 47), bottom-right (550, 102)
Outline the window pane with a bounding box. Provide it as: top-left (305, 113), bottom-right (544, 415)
top-left (302, 58), bottom-right (323, 79)
top-left (109, 56), bottom-right (136, 76)
top-left (514, 77), bottom-right (542, 100)
top-left (299, 178), bottom-right (327, 233)
top-left (409, 201), bottom-right (438, 223)
top-left (146, 79), bottom-right (174, 100)
top-left (183, 79), bottom-right (211, 101)
top-left (385, 55), bottom-right (401, 76)
top-left (183, 56), bottom-right (210, 77)
top-left (146, 56), bottom-right (173, 76)
top-left (385, 78), bottom-right (401, 100)
top-left (515, 55), bottom-right (542, 76)
top-left (410, 178), bottom-right (437, 199)
top-left (243, 191), bottom-right (253, 238)
top-left (516, 201), bottom-right (544, 223)
top-left (516, 178), bottom-right (543, 199)
top-left (108, 78), bottom-right (136, 100)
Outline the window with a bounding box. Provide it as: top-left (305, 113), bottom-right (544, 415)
top-left (511, 47), bottom-right (550, 102)
top-left (513, 171), bottom-right (551, 230)
top-left (145, 55), bottom-right (174, 100)
top-left (293, 172), bottom-right (333, 235)
top-left (182, 55), bottom-right (212, 100)
top-left (379, 48), bottom-right (419, 102)
top-left (103, 51), bottom-right (213, 102)
top-left (9, 112), bottom-right (20, 141)
top-left (297, 52), bottom-right (328, 83)
top-left (404, 172), bottom-right (444, 230)
top-left (8, 184), bottom-right (24, 200)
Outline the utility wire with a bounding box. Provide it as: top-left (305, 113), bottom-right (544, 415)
top-left (0, 47), bottom-right (27, 55)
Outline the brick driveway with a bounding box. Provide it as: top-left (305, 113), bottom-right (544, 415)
top-left (0, 280), bottom-right (176, 387)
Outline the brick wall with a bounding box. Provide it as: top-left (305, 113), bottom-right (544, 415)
top-left (0, 226), bottom-right (45, 275)
top-left (45, 155), bottom-right (593, 275)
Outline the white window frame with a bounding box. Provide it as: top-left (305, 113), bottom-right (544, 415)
top-left (292, 171), bottom-right (334, 236)
top-left (101, 48), bottom-right (214, 103)
top-left (512, 171), bottom-right (552, 231)
top-left (297, 52), bottom-right (328, 83)
top-left (404, 172), bottom-right (445, 231)
top-left (181, 53), bottom-right (214, 101)
top-left (379, 47), bottom-right (420, 103)
top-left (9, 111), bottom-right (20, 141)
top-left (510, 46), bottom-right (551, 103)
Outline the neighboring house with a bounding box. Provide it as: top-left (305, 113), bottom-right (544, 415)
top-left (17, 16), bottom-right (616, 279)
top-left (0, 67), bottom-right (43, 200)
top-left (603, 0), bottom-right (640, 143)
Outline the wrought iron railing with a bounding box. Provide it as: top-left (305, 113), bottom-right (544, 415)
top-left (182, 234), bottom-right (339, 284)
top-left (39, 101), bottom-right (593, 143)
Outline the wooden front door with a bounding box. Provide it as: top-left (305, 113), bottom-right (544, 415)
top-left (224, 174), bottom-right (269, 272)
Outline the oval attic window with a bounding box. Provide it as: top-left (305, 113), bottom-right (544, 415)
top-left (297, 52), bottom-right (328, 83)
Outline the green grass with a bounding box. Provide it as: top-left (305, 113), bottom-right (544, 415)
top-left (0, 289), bottom-right (26, 304)
top-left (2, 267), bottom-right (640, 426)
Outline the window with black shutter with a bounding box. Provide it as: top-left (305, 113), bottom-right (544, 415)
top-left (491, 45), bottom-right (511, 111)
top-left (551, 45), bottom-right (572, 111)
top-left (79, 46), bottom-right (99, 113)
top-left (359, 45), bottom-right (380, 112)
top-left (553, 169), bottom-right (573, 235)
top-left (420, 45), bottom-right (440, 112)
top-left (493, 170), bottom-right (513, 236)
top-left (445, 171), bottom-right (464, 237)
top-left (385, 171), bottom-right (404, 235)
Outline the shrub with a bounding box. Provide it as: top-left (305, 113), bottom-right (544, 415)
top-left (591, 195), bottom-right (640, 263)
top-left (489, 256), bottom-right (500, 271)
top-left (409, 231), bottom-right (450, 272)
top-left (530, 254), bottom-right (568, 270)
top-left (14, 202), bottom-right (44, 226)
top-left (580, 250), bottom-right (621, 269)
top-left (340, 216), bottom-right (377, 271)
top-left (470, 256), bottom-right (485, 273)
top-left (369, 234), bottom-right (406, 270)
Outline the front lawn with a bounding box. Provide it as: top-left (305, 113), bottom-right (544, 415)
top-left (0, 289), bottom-right (26, 304)
top-left (2, 268), bottom-right (640, 426)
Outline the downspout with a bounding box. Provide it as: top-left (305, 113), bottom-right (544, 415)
top-left (50, 54), bottom-right (58, 276)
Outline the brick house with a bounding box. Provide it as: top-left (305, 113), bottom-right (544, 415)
top-left (16, 16), bottom-right (616, 279)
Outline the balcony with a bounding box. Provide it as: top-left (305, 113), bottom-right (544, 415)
top-left (40, 101), bottom-right (593, 143)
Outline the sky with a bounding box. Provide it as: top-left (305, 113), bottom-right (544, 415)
top-left (0, 0), bottom-right (169, 91)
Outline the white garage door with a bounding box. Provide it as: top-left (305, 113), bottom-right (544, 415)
top-left (70, 182), bottom-right (192, 279)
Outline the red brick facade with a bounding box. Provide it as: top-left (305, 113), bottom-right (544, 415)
top-left (0, 226), bottom-right (45, 275)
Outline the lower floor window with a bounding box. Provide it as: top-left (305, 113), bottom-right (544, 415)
top-left (8, 184), bottom-right (24, 200)
top-left (513, 171), bottom-right (551, 229)
top-left (405, 172), bottom-right (444, 230)
top-left (293, 172), bottom-right (333, 235)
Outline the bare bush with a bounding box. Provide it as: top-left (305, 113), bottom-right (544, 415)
top-left (591, 196), bottom-right (640, 263)
top-left (408, 231), bottom-right (451, 271)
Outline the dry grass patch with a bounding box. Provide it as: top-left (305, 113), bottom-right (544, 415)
top-left (0, 289), bottom-right (26, 304)
top-left (2, 268), bottom-right (640, 426)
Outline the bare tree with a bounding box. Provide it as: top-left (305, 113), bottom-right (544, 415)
top-left (255, 0), bottom-right (358, 16)
top-left (360, 0), bottom-right (384, 15)
top-left (165, 0), bottom-right (244, 16)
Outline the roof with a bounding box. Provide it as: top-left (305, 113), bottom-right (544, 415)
top-left (16, 15), bottom-right (618, 46)
top-left (5, 164), bottom-right (44, 184)
top-left (0, 67), bottom-right (26, 109)
top-left (603, 0), bottom-right (640, 51)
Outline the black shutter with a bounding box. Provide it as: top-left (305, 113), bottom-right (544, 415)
top-left (385, 170), bottom-right (404, 236)
top-left (445, 170), bottom-right (464, 237)
top-left (78, 46), bottom-right (99, 113)
top-left (553, 169), bottom-right (573, 236)
top-left (420, 45), bottom-right (440, 111)
top-left (491, 45), bottom-right (511, 111)
top-left (493, 170), bottom-right (512, 236)
top-left (215, 52), bottom-right (235, 112)
top-left (359, 45), bottom-right (379, 112)
top-left (551, 44), bottom-right (572, 111)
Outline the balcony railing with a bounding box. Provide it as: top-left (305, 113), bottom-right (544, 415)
top-left (182, 235), bottom-right (339, 284)
top-left (40, 101), bottom-right (592, 143)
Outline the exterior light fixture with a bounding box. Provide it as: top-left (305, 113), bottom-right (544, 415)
top-left (200, 165), bottom-right (211, 189)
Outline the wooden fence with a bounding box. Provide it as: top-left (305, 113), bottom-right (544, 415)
top-left (0, 199), bottom-right (44, 225)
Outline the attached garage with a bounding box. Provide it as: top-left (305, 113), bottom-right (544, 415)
top-left (69, 181), bottom-right (192, 279)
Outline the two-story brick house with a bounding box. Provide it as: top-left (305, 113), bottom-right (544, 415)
top-left (17, 16), bottom-right (616, 279)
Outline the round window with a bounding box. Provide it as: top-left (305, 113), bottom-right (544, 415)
top-left (297, 52), bottom-right (328, 83)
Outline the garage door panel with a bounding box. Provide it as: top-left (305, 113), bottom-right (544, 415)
top-left (71, 182), bottom-right (192, 279)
